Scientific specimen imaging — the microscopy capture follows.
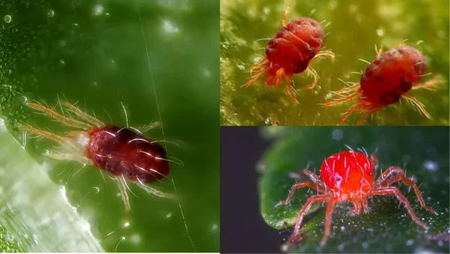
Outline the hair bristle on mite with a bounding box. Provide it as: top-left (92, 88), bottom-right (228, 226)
top-left (324, 45), bottom-right (441, 124)
top-left (246, 16), bottom-right (334, 101)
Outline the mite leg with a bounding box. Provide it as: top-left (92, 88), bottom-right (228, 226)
top-left (282, 8), bottom-right (289, 27)
top-left (322, 83), bottom-right (360, 107)
top-left (249, 58), bottom-right (269, 74)
top-left (136, 121), bottom-right (161, 134)
top-left (356, 111), bottom-right (371, 125)
top-left (338, 103), bottom-right (360, 124)
top-left (285, 76), bottom-right (299, 102)
top-left (375, 167), bottom-right (436, 214)
top-left (21, 124), bottom-right (78, 151)
top-left (372, 187), bottom-right (427, 228)
top-left (60, 101), bottom-right (104, 127)
top-left (351, 201), bottom-right (361, 214)
top-left (27, 102), bottom-right (91, 130)
top-left (375, 44), bottom-right (383, 57)
top-left (116, 175), bottom-right (131, 212)
top-left (303, 67), bottom-right (319, 90)
top-left (136, 179), bottom-right (175, 199)
top-left (314, 50), bottom-right (336, 62)
top-left (402, 95), bottom-right (431, 119)
top-left (320, 198), bottom-right (337, 245)
top-left (276, 181), bottom-right (323, 207)
top-left (288, 194), bottom-right (331, 243)
top-left (46, 151), bottom-right (92, 166)
top-left (244, 67), bottom-right (267, 87)
top-left (302, 169), bottom-right (327, 191)
top-left (362, 199), bottom-right (369, 212)
top-left (412, 77), bottom-right (442, 91)
top-left (339, 100), bottom-right (378, 124)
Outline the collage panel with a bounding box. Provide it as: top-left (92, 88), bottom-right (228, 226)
top-left (221, 0), bottom-right (449, 125)
top-left (221, 126), bottom-right (449, 253)
top-left (0, 0), bottom-right (218, 252)
top-left (0, 0), bottom-right (449, 253)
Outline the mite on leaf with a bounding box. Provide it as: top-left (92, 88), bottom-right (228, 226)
top-left (21, 101), bottom-right (174, 212)
top-left (276, 150), bottom-right (436, 246)
top-left (324, 45), bottom-right (441, 124)
top-left (245, 12), bottom-right (334, 101)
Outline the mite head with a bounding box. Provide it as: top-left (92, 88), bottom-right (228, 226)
top-left (320, 151), bottom-right (375, 194)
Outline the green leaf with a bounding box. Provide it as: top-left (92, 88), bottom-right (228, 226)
top-left (221, 0), bottom-right (449, 125)
top-left (0, 0), bottom-right (219, 251)
top-left (0, 125), bottom-right (103, 252)
top-left (259, 127), bottom-right (449, 252)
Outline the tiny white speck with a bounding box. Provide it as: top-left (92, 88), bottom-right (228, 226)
top-left (48, 10), bottom-right (55, 18)
top-left (376, 28), bottom-right (385, 37)
top-left (423, 160), bottom-right (438, 171)
top-left (202, 68), bottom-right (211, 77)
top-left (162, 20), bottom-right (179, 34)
top-left (4, 15), bottom-right (12, 23)
top-left (93, 4), bottom-right (104, 16)
top-left (130, 233), bottom-right (141, 244)
top-left (331, 129), bottom-right (343, 141)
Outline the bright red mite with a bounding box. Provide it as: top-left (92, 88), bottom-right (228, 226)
top-left (245, 16), bottom-right (334, 100)
top-left (277, 151), bottom-right (436, 245)
top-left (22, 101), bottom-right (173, 211)
top-left (325, 46), bottom-right (441, 124)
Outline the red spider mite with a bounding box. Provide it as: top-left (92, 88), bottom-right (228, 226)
top-left (324, 45), bottom-right (441, 124)
top-left (277, 150), bottom-right (437, 245)
top-left (245, 14), bottom-right (334, 101)
top-left (21, 101), bottom-right (174, 211)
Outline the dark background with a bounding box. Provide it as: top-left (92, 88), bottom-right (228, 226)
top-left (221, 127), bottom-right (286, 253)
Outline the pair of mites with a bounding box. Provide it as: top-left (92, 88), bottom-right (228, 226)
top-left (21, 101), bottom-right (174, 211)
top-left (276, 151), bottom-right (437, 246)
top-left (246, 16), bottom-right (440, 123)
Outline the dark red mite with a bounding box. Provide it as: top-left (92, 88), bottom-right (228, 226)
top-left (277, 151), bottom-right (436, 246)
top-left (21, 101), bottom-right (173, 211)
top-left (87, 126), bottom-right (169, 183)
top-left (325, 45), bottom-right (441, 124)
top-left (246, 16), bottom-right (334, 100)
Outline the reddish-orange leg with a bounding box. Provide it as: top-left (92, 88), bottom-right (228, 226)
top-left (276, 181), bottom-right (323, 207)
top-left (371, 187), bottom-right (427, 228)
top-left (288, 194), bottom-right (332, 243)
top-left (302, 169), bottom-right (327, 190)
top-left (375, 167), bottom-right (436, 214)
top-left (321, 198), bottom-right (337, 245)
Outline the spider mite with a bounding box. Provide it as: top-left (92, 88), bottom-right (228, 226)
top-left (21, 101), bottom-right (174, 211)
top-left (276, 150), bottom-right (436, 245)
top-left (245, 14), bottom-right (334, 101)
top-left (324, 45), bottom-right (441, 124)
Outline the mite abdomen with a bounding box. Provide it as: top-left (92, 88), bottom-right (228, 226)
top-left (86, 126), bottom-right (170, 183)
top-left (266, 17), bottom-right (324, 75)
top-left (360, 46), bottom-right (426, 107)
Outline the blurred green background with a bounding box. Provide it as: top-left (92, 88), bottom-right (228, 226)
top-left (221, 0), bottom-right (449, 125)
top-left (259, 127), bottom-right (449, 253)
top-left (0, 0), bottom-right (219, 252)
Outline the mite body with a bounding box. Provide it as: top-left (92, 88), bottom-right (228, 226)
top-left (246, 16), bottom-right (334, 100)
top-left (86, 125), bottom-right (169, 183)
top-left (22, 101), bottom-right (173, 211)
top-left (277, 151), bottom-right (436, 245)
top-left (325, 46), bottom-right (441, 124)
